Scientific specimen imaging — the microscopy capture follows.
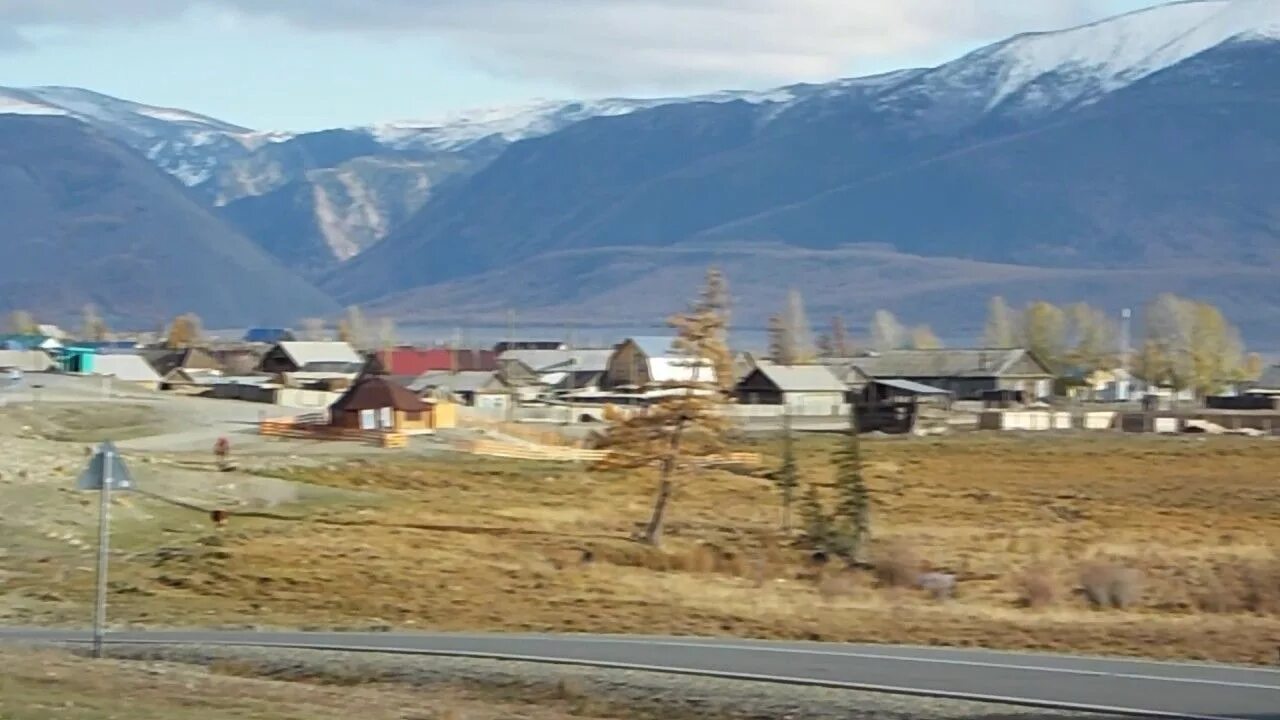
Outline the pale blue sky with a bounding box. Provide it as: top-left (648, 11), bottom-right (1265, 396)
top-left (1, 0), bottom-right (1162, 131)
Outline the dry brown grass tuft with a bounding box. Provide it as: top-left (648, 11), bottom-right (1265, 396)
top-left (816, 570), bottom-right (866, 602)
top-left (873, 540), bottom-right (923, 589)
top-left (1195, 558), bottom-right (1280, 614)
top-left (1079, 561), bottom-right (1144, 610)
top-left (1016, 562), bottom-right (1060, 609)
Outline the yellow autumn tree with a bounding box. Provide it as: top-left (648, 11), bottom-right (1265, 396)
top-left (593, 267), bottom-right (733, 546)
top-left (165, 313), bottom-right (203, 348)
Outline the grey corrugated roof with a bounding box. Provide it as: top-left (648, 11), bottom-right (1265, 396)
top-left (872, 378), bottom-right (953, 395)
top-left (840, 348), bottom-right (1048, 379)
top-left (752, 363), bottom-right (847, 392)
top-left (411, 370), bottom-right (505, 394)
top-left (498, 348), bottom-right (613, 373)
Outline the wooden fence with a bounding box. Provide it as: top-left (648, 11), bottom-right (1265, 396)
top-left (259, 416), bottom-right (407, 448)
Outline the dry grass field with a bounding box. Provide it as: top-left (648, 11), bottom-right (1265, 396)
top-left (0, 647), bottom-right (648, 720)
top-left (6, 432), bottom-right (1280, 664)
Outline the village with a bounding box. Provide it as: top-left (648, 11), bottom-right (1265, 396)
top-left (3, 303), bottom-right (1279, 455)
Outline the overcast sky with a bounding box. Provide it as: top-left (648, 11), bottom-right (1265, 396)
top-left (2, 0), bottom-right (1162, 130)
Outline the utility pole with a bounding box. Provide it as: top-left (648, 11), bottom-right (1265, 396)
top-left (1120, 307), bottom-right (1132, 402)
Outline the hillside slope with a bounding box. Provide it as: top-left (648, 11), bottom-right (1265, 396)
top-left (0, 116), bottom-right (337, 327)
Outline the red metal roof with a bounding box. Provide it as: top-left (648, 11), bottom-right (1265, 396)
top-left (377, 348), bottom-right (498, 375)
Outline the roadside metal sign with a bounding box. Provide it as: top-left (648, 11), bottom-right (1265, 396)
top-left (76, 440), bottom-right (136, 659)
top-left (76, 440), bottom-right (136, 491)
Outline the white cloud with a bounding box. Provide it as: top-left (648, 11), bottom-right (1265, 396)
top-left (0, 0), bottom-right (1136, 90)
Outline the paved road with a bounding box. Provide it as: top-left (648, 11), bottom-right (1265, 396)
top-left (2, 630), bottom-right (1277, 719)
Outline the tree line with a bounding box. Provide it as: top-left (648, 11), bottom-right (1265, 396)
top-left (762, 290), bottom-right (1263, 394)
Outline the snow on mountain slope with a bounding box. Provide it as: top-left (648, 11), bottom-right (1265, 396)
top-left (983, 0), bottom-right (1280, 110)
top-left (367, 88), bottom-right (797, 151)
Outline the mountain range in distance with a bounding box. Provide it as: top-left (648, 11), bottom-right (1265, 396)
top-left (1, 0), bottom-right (1278, 339)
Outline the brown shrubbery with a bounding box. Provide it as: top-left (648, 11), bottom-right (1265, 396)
top-left (1017, 563), bottom-right (1060, 609)
top-left (1079, 561), bottom-right (1144, 609)
top-left (873, 540), bottom-right (923, 589)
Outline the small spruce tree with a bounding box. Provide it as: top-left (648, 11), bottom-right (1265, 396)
top-left (775, 412), bottom-right (799, 532)
top-left (830, 408), bottom-right (871, 562)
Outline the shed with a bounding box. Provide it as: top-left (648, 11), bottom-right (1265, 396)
top-left (412, 370), bottom-right (512, 410)
top-left (142, 347), bottom-right (223, 377)
top-left (0, 349), bottom-right (56, 372)
top-left (329, 376), bottom-right (432, 434)
top-left (830, 348), bottom-right (1053, 401)
top-left (91, 354), bottom-right (162, 390)
top-left (602, 337), bottom-right (716, 392)
top-left (735, 363), bottom-right (847, 415)
top-left (864, 378), bottom-right (953, 406)
top-left (259, 341), bottom-right (363, 375)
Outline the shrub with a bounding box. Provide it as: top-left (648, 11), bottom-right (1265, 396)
top-left (1017, 563), bottom-right (1059, 609)
top-left (1079, 561), bottom-right (1143, 609)
top-left (874, 541), bottom-right (922, 589)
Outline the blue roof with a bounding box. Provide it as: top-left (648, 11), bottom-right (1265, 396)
top-left (630, 336), bottom-right (678, 357)
top-left (244, 328), bottom-right (295, 343)
top-left (0, 334), bottom-right (52, 350)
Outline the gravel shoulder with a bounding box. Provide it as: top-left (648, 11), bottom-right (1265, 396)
top-left (81, 643), bottom-right (1114, 720)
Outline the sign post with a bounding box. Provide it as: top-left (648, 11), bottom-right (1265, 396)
top-left (76, 440), bottom-right (135, 659)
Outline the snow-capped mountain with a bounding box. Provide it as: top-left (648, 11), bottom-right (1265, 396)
top-left (4, 0), bottom-right (1279, 330)
top-left (0, 86), bottom-right (284, 185)
top-left (902, 0), bottom-right (1280, 117)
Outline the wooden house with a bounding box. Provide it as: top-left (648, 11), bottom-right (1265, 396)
top-left (329, 376), bottom-right (434, 434)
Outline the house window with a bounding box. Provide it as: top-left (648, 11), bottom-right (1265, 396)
top-left (406, 411), bottom-right (422, 422)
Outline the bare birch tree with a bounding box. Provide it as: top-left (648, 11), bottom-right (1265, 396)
top-left (869, 309), bottom-right (904, 352)
top-left (80, 304), bottom-right (108, 341)
top-left (983, 296), bottom-right (1018, 348)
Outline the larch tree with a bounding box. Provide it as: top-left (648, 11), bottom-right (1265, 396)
top-left (1019, 301), bottom-right (1067, 370)
top-left (983, 296), bottom-right (1018, 348)
top-left (699, 267), bottom-right (735, 389)
top-left (775, 412), bottom-right (799, 533)
top-left (165, 313), bottom-right (203, 348)
top-left (7, 310), bottom-right (36, 334)
top-left (910, 324), bottom-right (943, 350)
top-left (593, 267), bottom-right (734, 546)
top-left (821, 315), bottom-right (854, 358)
top-left (80, 304), bottom-right (108, 341)
top-left (869, 309), bottom-right (905, 352)
top-left (767, 314), bottom-right (789, 364)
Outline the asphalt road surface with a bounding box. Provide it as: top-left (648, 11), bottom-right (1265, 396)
top-left (2, 630), bottom-right (1277, 719)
